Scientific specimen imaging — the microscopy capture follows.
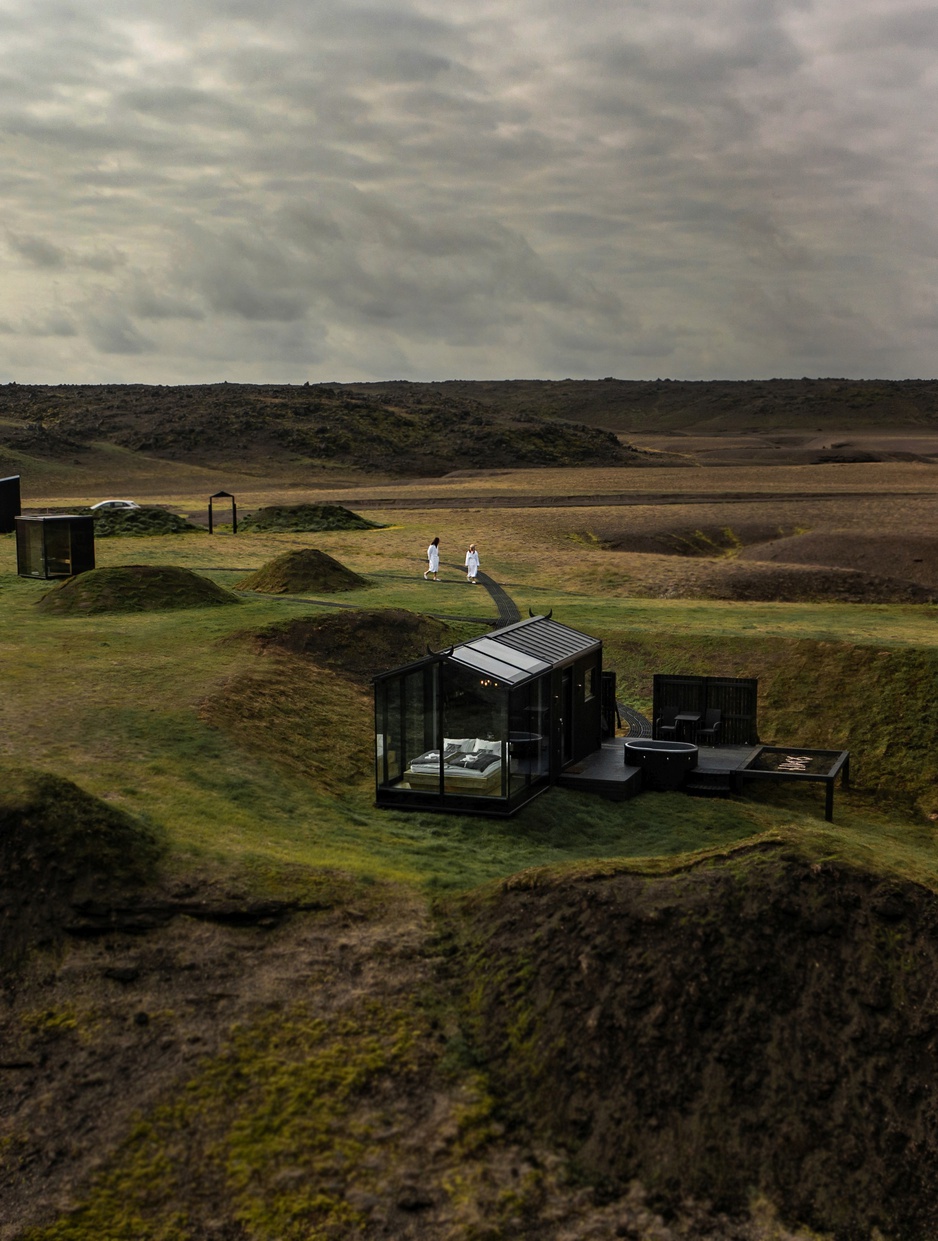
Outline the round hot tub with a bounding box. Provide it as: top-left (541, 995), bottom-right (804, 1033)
top-left (509, 731), bottom-right (543, 761)
top-left (624, 739), bottom-right (698, 791)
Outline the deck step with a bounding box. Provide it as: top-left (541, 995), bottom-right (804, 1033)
top-left (685, 770), bottom-right (734, 797)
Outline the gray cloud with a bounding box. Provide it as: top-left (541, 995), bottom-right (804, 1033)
top-left (8, 232), bottom-right (67, 268)
top-left (0, 0), bottom-right (935, 380)
top-left (25, 313), bottom-right (78, 337)
top-left (86, 309), bottom-right (155, 355)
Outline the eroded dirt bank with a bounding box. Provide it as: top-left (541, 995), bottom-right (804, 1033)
top-left (5, 776), bottom-right (934, 1240)
top-left (451, 846), bottom-right (938, 1240)
top-left (2, 869), bottom-right (824, 1241)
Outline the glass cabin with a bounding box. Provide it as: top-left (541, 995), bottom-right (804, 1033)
top-left (374, 615), bottom-right (602, 816)
top-left (15, 514), bottom-right (96, 579)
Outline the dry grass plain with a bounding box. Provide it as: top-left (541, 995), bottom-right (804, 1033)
top-left (18, 453), bottom-right (938, 624)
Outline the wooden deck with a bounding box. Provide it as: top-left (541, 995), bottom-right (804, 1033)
top-left (557, 740), bottom-right (849, 821)
top-left (557, 741), bottom-right (643, 801)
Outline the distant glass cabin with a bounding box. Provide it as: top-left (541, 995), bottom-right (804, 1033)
top-left (15, 514), bottom-right (95, 579)
top-left (374, 615), bottom-right (602, 816)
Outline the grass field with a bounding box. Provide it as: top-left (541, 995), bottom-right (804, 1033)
top-left (5, 458), bottom-right (938, 894)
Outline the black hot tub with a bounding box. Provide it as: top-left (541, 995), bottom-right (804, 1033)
top-left (624, 739), bottom-right (698, 791)
top-left (509, 731), bottom-right (543, 760)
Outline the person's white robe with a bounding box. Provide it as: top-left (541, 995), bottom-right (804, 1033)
top-left (427, 544), bottom-right (440, 572)
top-left (465, 550), bottom-right (480, 578)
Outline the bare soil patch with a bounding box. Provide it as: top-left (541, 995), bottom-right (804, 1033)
top-left (600, 524), bottom-right (800, 557)
top-left (737, 531), bottom-right (938, 591)
top-left (586, 517), bottom-right (938, 601)
top-left (708, 561), bottom-right (937, 604)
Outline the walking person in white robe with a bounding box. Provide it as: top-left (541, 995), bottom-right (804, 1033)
top-left (424, 537), bottom-right (441, 580)
top-left (465, 543), bottom-right (480, 584)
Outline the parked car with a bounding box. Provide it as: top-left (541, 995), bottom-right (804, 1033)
top-left (90, 499), bottom-right (141, 511)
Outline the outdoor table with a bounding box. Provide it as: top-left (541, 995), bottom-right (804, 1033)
top-left (674, 712), bottom-right (701, 742)
top-left (733, 746), bottom-right (850, 821)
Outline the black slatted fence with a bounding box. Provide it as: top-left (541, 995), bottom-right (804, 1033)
top-left (653, 674), bottom-right (759, 746)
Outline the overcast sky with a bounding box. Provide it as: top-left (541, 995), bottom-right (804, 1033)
top-left (0, 0), bottom-right (935, 383)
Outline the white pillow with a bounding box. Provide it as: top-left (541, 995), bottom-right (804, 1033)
top-left (443, 737), bottom-right (471, 752)
top-left (473, 738), bottom-right (502, 755)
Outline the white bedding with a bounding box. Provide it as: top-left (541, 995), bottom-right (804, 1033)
top-left (409, 737), bottom-right (502, 780)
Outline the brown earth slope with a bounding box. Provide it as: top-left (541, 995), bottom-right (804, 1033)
top-left (591, 523), bottom-right (938, 602)
top-left (736, 532), bottom-right (938, 592)
top-left (454, 847), bottom-right (938, 1240)
top-left (3, 774), bottom-right (837, 1241)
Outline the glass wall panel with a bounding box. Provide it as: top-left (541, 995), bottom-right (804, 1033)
top-left (508, 677), bottom-right (550, 796)
top-left (375, 676), bottom-right (403, 787)
top-left (400, 665), bottom-right (441, 793)
top-left (440, 662), bottom-right (508, 798)
top-left (45, 523), bottom-right (73, 576)
top-left (18, 521), bottom-right (45, 577)
top-left (375, 664), bottom-right (441, 794)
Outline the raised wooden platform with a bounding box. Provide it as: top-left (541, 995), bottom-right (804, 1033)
top-left (557, 741), bottom-right (643, 801)
top-left (556, 741), bottom-right (850, 821)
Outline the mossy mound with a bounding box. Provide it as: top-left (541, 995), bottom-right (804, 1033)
top-left (200, 655), bottom-right (374, 793)
top-left (240, 503), bottom-right (381, 533)
top-left (36, 565), bottom-right (240, 614)
top-left (453, 850), bottom-right (938, 1239)
top-left (92, 505), bottom-right (201, 537)
top-left (236, 548), bottom-right (367, 594)
top-left (251, 608), bottom-right (475, 683)
top-left (205, 610), bottom-right (479, 788)
top-left (0, 766), bottom-right (164, 971)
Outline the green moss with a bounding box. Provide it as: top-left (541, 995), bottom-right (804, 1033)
top-left (25, 1001), bottom-right (423, 1241)
top-left (0, 765), bottom-right (164, 880)
top-left (236, 549), bottom-right (367, 595)
top-left (36, 566), bottom-right (240, 615)
top-left (239, 503), bottom-right (382, 533)
top-left (92, 507), bottom-right (201, 538)
top-left (20, 1006), bottom-right (79, 1036)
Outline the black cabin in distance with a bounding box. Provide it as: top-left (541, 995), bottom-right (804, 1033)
top-left (0, 475), bottom-right (21, 534)
top-left (374, 615), bottom-right (602, 816)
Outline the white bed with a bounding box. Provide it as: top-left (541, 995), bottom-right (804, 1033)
top-left (406, 737), bottom-right (503, 789)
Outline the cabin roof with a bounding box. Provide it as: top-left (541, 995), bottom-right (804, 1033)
top-left (374, 615), bottom-right (601, 685)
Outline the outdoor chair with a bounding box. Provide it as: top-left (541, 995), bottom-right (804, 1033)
top-left (696, 708), bottom-right (722, 746)
top-left (656, 706), bottom-right (680, 739)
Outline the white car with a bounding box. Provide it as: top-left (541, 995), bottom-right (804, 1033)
top-left (90, 499), bottom-right (141, 511)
